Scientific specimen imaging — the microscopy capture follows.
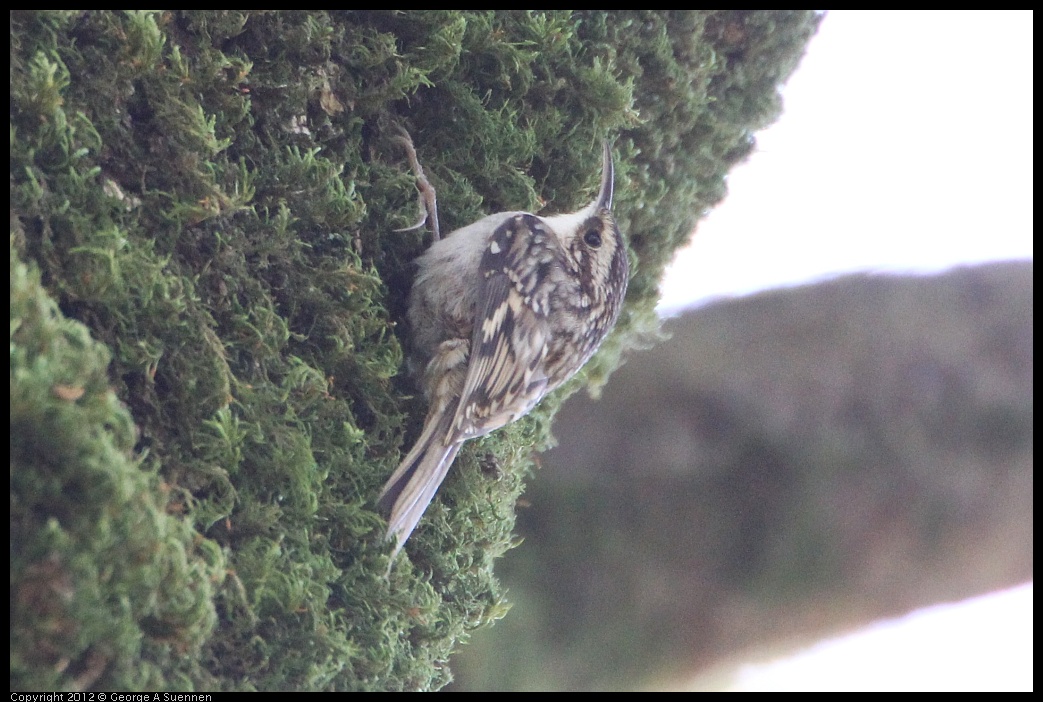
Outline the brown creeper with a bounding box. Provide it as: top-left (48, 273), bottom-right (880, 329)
top-left (379, 134), bottom-right (630, 558)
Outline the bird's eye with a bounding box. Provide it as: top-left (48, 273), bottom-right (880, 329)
top-left (583, 228), bottom-right (602, 248)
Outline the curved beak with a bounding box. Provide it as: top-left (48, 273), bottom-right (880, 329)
top-left (596, 140), bottom-right (614, 212)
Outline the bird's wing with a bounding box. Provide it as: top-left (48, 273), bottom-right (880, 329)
top-left (451, 214), bottom-right (556, 441)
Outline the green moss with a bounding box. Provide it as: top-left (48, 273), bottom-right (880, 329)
top-left (11, 247), bottom-right (226, 690)
top-left (11, 10), bottom-right (820, 690)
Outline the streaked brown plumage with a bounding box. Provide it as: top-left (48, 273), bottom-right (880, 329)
top-left (379, 136), bottom-right (629, 559)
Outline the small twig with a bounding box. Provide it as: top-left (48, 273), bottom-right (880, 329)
top-left (392, 126), bottom-right (441, 241)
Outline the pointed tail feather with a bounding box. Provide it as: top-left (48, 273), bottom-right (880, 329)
top-left (379, 408), bottom-right (461, 556)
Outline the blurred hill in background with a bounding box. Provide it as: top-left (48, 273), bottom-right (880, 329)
top-left (452, 260), bottom-right (1033, 690)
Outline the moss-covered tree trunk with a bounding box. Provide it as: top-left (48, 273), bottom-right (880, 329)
top-left (11, 10), bottom-right (820, 690)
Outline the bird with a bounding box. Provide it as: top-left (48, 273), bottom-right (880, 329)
top-left (379, 131), bottom-right (630, 560)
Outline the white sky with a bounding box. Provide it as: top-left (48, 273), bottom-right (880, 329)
top-left (660, 11), bottom-right (1033, 690)
top-left (726, 583), bottom-right (1033, 692)
top-left (658, 10), bottom-right (1033, 313)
